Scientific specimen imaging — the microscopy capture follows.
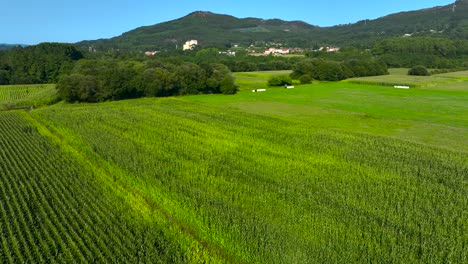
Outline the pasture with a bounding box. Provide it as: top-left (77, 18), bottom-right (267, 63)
top-left (0, 71), bottom-right (467, 263)
top-left (233, 70), bottom-right (293, 91)
top-left (187, 78), bottom-right (468, 153)
top-left (348, 69), bottom-right (468, 90)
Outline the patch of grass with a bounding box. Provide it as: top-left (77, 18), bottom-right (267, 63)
top-left (185, 81), bottom-right (468, 152)
top-left (234, 70), bottom-right (293, 91)
top-left (348, 69), bottom-right (468, 88)
top-left (387, 68), bottom-right (410, 75)
top-left (421, 80), bottom-right (468, 91)
top-left (347, 74), bottom-right (454, 87)
top-left (435, 70), bottom-right (468, 80)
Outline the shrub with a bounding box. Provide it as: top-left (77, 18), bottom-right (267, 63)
top-left (268, 75), bottom-right (292, 87)
top-left (299, 74), bottom-right (312, 84)
top-left (408, 65), bottom-right (430, 76)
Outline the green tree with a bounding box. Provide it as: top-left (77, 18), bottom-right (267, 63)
top-left (195, 48), bottom-right (219, 63)
top-left (99, 65), bottom-right (138, 100)
top-left (0, 69), bottom-right (9, 85)
top-left (205, 64), bottom-right (234, 93)
top-left (268, 75), bottom-right (292, 86)
top-left (220, 75), bottom-right (237, 94)
top-left (408, 65), bottom-right (430, 76)
top-left (299, 74), bottom-right (312, 84)
top-left (5, 43), bottom-right (84, 84)
top-left (174, 63), bottom-right (207, 95)
top-left (135, 68), bottom-right (175, 97)
top-left (57, 74), bottom-right (98, 102)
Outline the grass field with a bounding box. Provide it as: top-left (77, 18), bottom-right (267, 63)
top-left (233, 70), bottom-right (293, 91)
top-left (0, 73), bottom-right (467, 263)
top-left (348, 69), bottom-right (468, 90)
top-left (437, 70), bottom-right (468, 79)
top-left (188, 80), bottom-right (468, 152)
top-left (0, 84), bottom-right (57, 109)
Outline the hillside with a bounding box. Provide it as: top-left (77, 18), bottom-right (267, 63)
top-left (78, 11), bottom-right (322, 51)
top-left (77, 0), bottom-right (468, 51)
top-left (328, 0), bottom-right (468, 46)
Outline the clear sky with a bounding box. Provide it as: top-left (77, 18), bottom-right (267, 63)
top-left (1, 0), bottom-right (456, 45)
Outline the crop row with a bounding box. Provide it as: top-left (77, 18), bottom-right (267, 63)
top-left (0, 111), bottom-right (188, 263)
top-left (32, 99), bottom-right (468, 263)
top-left (0, 84), bottom-right (57, 107)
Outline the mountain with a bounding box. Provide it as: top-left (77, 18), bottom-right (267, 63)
top-left (78, 11), bottom-right (322, 51)
top-left (77, 0), bottom-right (468, 51)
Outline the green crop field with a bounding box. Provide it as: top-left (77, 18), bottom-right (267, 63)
top-left (0, 84), bottom-right (57, 109)
top-left (0, 111), bottom-right (196, 263)
top-left (0, 74), bottom-right (467, 263)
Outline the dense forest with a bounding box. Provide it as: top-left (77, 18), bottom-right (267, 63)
top-left (0, 43), bottom-right (83, 85)
top-left (291, 58), bottom-right (388, 81)
top-left (373, 37), bottom-right (468, 68)
top-left (57, 59), bottom-right (236, 102)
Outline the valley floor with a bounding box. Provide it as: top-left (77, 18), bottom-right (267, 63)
top-left (0, 75), bottom-right (467, 263)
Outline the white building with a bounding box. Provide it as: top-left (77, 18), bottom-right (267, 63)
top-left (183, 40), bottom-right (198, 50)
top-left (264, 48), bottom-right (290, 55)
top-left (145, 51), bottom-right (159, 56)
top-left (219, 50), bottom-right (236, 56)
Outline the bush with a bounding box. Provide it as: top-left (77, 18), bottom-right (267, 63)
top-left (408, 65), bottom-right (430, 76)
top-left (268, 75), bottom-right (292, 87)
top-left (299, 74), bottom-right (312, 84)
top-left (57, 74), bottom-right (98, 102)
top-left (220, 75), bottom-right (237, 94)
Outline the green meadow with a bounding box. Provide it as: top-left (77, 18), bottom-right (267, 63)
top-left (233, 70), bottom-right (293, 90)
top-left (348, 69), bottom-right (468, 89)
top-left (0, 70), bottom-right (467, 263)
top-left (189, 84), bottom-right (466, 152)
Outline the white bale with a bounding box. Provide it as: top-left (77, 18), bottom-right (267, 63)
top-left (394, 85), bottom-right (410, 89)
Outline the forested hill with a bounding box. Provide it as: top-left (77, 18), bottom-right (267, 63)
top-left (328, 0), bottom-right (468, 46)
top-left (77, 0), bottom-right (468, 51)
top-left (77, 11), bottom-right (321, 51)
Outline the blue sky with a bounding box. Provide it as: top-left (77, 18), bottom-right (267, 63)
top-left (1, 0), bottom-right (455, 45)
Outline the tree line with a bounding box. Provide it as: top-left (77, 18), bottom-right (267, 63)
top-left (291, 58), bottom-right (388, 81)
top-left (57, 59), bottom-right (236, 102)
top-left (372, 37), bottom-right (468, 68)
top-left (0, 43), bottom-right (83, 85)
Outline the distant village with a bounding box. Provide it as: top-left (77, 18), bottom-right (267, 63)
top-left (144, 39), bottom-right (340, 57)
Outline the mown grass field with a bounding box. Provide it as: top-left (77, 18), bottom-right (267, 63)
top-left (233, 70), bottom-right (293, 91)
top-left (0, 71), bottom-right (467, 263)
top-left (348, 69), bottom-right (468, 90)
